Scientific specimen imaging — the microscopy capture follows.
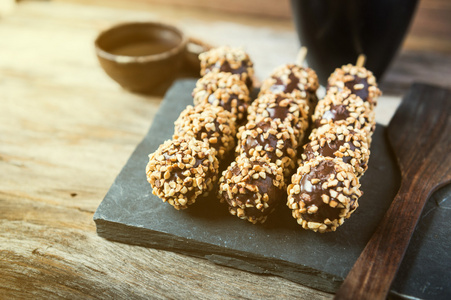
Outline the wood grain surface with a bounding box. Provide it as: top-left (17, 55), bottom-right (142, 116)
top-left (1, 1), bottom-right (450, 299)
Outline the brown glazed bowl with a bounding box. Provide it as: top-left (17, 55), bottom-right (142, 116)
top-left (95, 22), bottom-right (187, 94)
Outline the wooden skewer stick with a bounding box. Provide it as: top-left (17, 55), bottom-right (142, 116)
top-left (296, 47), bottom-right (308, 66)
top-left (356, 54), bottom-right (366, 68)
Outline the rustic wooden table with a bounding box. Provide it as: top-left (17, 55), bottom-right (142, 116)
top-left (1, 0), bottom-right (450, 299)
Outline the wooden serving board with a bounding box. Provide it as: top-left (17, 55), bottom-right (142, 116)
top-left (94, 79), bottom-right (451, 299)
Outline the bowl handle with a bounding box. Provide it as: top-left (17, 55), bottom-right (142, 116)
top-left (183, 37), bottom-right (214, 75)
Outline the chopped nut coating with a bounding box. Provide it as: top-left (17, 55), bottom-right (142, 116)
top-left (146, 138), bottom-right (219, 210)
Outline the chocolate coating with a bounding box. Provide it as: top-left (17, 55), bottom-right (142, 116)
top-left (287, 157), bottom-right (362, 233)
top-left (207, 93), bottom-right (243, 115)
top-left (242, 121), bottom-right (278, 153)
top-left (237, 118), bottom-right (298, 177)
top-left (307, 93), bottom-right (319, 113)
top-left (277, 72), bottom-right (298, 93)
top-left (303, 140), bottom-right (339, 161)
top-left (312, 90), bottom-right (375, 142)
top-left (260, 64), bottom-right (319, 95)
top-left (302, 124), bottom-right (370, 177)
top-left (218, 155), bottom-right (286, 224)
top-left (209, 60), bottom-right (252, 88)
top-left (259, 64), bottom-right (319, 113)
top-left (298, 160), bottom-right (341, 222)
top-left (343, 75), bottom-right (370, 102)
top-left (146, 138), bottom-right (219, 210)
top-left (192, 72), bottom-right (250, 123)
top-left (327, 64), bottom-right (381, 107)
top-left (248, 93), bottom-right (309, 141)
top-left (173, 103), bottom-right (237, 159)
top-left (199, 46), bottom-right (254, 89)
top-left (315, 104), bottom-right (350, 127)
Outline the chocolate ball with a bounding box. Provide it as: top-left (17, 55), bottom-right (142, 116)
top-left (146, 138), bottom-right (219, 210)
top-left (312, 90), bottom-right (375, 142)
top-left (218, 155), bottom-right (286, 224)
top-left (327, 64), bottom-right (381, 107)
top-left (259, 64), bottom-right (319, 110)
top-left (192, 72), bottom-right (251, 123)
top-left (287, 157), bottom-right (362, 233)
top-left (199, 46), bottom-right (254, 89)
top-left (236, 117), bottom-right (298, 177)
top-left (303, 123), bottom-right (370, 177)
top-left (173, 103), bottom-right (237, 159)
top-left (248, 93), bottom-right (309, 141)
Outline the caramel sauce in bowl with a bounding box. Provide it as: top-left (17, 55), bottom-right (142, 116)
top-left (95, 22), bottom-right (188, 94)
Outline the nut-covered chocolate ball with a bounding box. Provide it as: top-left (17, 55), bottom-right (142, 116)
top-left (146, 138), bottom-right (219, 210)
top-left (218, 155), bottom-right (286, 224)
top-left (236, 117), bottom-right (298, 177)
top-left (192, 72), bottom-right (251, 123)
top-left (173, 103), bottom-right (237, 159)
top-left (287, 157), bottom-right (362, 233)
top-left (327, 64), bottom-right (381, 107)
top-left (199, 46), bottom-right (254, 89)
top-left (247, 93), bottom-right (309, 142)
top-left (303, 123), bottom-right (370, 177)
top-left (259, 64), bottom-right (319, 109)
top-left (312, 90), bottom-right (375, 142)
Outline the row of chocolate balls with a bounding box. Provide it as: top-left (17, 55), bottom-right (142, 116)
top-left (146, 47), bottom-right (255, 209)
top-left (287, 64), bottom-right (381, 232)
top-left (217, 63), bottom-right (320, 223)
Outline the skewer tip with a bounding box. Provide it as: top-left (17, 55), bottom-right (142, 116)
top-left (356, 54), bottom-right (366, 68)
top-left (296, 47), bottom-right (308, 66)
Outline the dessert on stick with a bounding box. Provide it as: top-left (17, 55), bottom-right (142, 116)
top-left (288, 54), bottom-right (381, 232)
top-left (219, 47), bottom-right (318, 223)
top-left (147, 46), bottom-right (253, 209)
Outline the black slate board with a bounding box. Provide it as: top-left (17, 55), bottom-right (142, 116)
top-left (94, 79), bottom-right (451, 299)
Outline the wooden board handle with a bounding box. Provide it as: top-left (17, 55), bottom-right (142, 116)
top-left (334, 174), bottom-right (436, 300)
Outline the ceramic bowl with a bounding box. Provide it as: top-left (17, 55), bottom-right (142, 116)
top-left (95, 22), bottom-right (187, 94)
